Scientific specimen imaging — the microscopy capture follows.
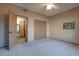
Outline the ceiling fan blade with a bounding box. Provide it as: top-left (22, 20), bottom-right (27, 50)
top-left (43, 3), bottom-right (58, 9)
top-left (52, 4), bottom-right (58, 9)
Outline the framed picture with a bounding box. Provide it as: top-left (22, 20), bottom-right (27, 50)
top-left (63, 22), bottom-right (75, 29)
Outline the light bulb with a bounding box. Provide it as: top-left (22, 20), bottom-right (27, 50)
top-left (46, 4), bottom-right (52, 10)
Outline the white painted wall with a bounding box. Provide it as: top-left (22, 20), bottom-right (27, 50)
top-left (49, 7), bottom-right (79, 44)
top-left (28, 17), bottom-right (34, 41)
top-left (0, 15), bottom-right (6, 47)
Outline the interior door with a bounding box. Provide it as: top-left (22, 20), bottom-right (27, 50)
top-left (34, 20), bottom-right (47, 40)
top-left (9, 11), bottom-right (18, 50)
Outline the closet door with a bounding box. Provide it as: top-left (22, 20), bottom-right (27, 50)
top-left (34, 20), bottom-right (47, 40)
top-left (9, 11), bottom-right (18, 50)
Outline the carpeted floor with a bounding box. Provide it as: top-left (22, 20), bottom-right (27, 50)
top-left (0, 39), bottom-right (79, 56)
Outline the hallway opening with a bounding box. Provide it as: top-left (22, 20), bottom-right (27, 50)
top-left (17, 16), bottom-right (28, 43)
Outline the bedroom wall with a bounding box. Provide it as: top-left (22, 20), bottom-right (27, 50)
top-left (0, 15), bottom-right (9, 47)
top-left (0, 4), bottom-right (49, 47)
top-left (0, 15), bottom-right (5, 47)
top-left (49, 7), bottom-right (79, 44)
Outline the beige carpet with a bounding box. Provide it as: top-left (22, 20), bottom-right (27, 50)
top-left (0, 39), bottom-right (79, 56)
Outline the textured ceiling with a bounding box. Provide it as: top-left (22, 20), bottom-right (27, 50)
top-left (14, 3), bottom-right (79, 16)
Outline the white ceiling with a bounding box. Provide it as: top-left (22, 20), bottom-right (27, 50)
top-left (14, 3), bottom-right (79, 16)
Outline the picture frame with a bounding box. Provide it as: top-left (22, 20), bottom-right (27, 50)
top-left (63, 22), bottom-right (75, 29)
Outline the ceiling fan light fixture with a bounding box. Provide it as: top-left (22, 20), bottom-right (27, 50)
top-left (46, 4), bottom-right (53, 10)
top-left (43, 3), bottom-right (58, 10)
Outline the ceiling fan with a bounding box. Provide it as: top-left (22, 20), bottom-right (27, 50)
top-left (43, 3), bottom-right (58, 10)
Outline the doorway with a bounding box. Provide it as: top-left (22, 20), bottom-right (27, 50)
top-left (17, 16), bottom-right (28, 43)
top-left (9, 12), bottom-right (28, 50)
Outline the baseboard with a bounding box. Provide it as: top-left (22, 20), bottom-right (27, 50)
top-left (49, 37), bottom-right (79, 45)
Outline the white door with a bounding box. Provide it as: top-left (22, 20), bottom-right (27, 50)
top-left (9, 11), bottom-right (18, 50)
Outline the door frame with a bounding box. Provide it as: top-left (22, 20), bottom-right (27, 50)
top-left (17, 15), bottom-right (28, 42)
